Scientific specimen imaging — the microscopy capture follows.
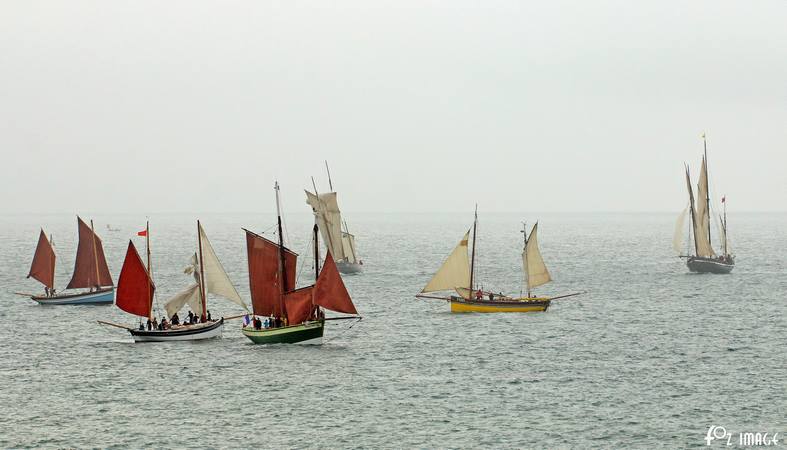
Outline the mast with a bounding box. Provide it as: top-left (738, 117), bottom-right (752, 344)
top-left (146, 220), bottom-right (153, 321)
top-left (469, 205), bottom-right (478, 293)
top-left (275, 182), bottom-right (287, 316)
top-left (522, 222), bottom-right (531, 298)
top-left (685, 165), bottom-right (699, 257)
top-left (325, 160), bottom-right (334, 191)
top-left (313, 222), bottom-right (320, 318)
top-left (90, 220), bottom-right (100, 289)
top-left (703, 133), bottom-right (712, 248)
top-left (723, 197), bottom-right (728, 255)
top-left (197, 220), bottom-right (207, 320)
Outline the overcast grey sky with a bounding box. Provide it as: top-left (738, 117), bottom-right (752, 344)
top-left (1, 0), bottom-right (785, 214)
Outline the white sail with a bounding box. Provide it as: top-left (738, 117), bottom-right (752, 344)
top-left (341, 232), bottom-right (359, 264)
top-left (693, 159), bottom-right (716, 257)
top-left (523, 223), bottom-right (551, 290)
top-left (164, 283), bottom-right (202, 318)
top-left (421, 230), bottom-right (471, 293)
top-left (198, 223), bottom-right (248, 311)
top-left (672, 206), bottom-right (689, 255)
top-left (305, 191), bottom-right (346, 261)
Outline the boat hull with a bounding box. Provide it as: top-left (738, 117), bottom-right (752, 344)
top-left (31, 287), bottom-right (114, 305)
top-left (450, 297), bottom-right (551, 313)
top-left (128, 319), bottom-right (224, 342)
top-left (337, 260), bottom-right (363, 274)
top-left (687, 256), bottom-right (734, 274)
top-left (241, 321), bottom-right (324, 345)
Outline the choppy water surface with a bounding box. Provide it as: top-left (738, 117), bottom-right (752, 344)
top-left (0, 212), bottom-right (785, 448)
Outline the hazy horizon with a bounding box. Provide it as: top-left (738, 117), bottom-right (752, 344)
top-left (1, 1), bottom-right (785, 215)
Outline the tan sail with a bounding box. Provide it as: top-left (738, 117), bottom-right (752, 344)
top-left (693, 158), bottom-right (716, 257)
top-left (305, 191), bottom-right (346, 261)
top-left (523, 223), bottom-right (551, 290)
top-left (421, 230), bottom-right (471, 293)
top-left (341, 232), bottom-right (359, 264)
top-left (672, 206), bottom-right (689, 255)
top-left (198, 223), bottom-right (248, 311)
top-left (164, 283), bottom-right (201, 318)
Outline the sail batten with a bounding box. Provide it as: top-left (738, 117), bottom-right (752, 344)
top-left (421, 230), bottom-right (471, 293)
top-left (523, 223), bottom-right (551, 290)
top-left (66, 217), bottom-right (113, 289)
top-left (116, 241), bottom-right (155, 319)
top-left (28, 229), bottom-right (56, 289)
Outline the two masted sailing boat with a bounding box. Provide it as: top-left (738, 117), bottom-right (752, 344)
top-left (417, 209), bottom-right (579, 313)
top-left (675, 135), bottom-right (734, 274)
top-left (110, 221), bottom-right (249, 342)
top-left (241, 182), bottom-right (360, 345)
top-left (305, 163), bottom-right (363, 274)
top-left (27, 217), bottom-right (114, 305)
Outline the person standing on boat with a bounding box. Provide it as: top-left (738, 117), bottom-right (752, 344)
top-left (207, 311), bottom-right (212, 322)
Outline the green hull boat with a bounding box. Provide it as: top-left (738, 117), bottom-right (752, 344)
top-left (241, 320), bottom-right (324, 345)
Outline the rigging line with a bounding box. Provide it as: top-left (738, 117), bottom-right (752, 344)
top-left (321, 317), bottom-right (362, 345)
top-left (294, 233), bottom-right (315, 286)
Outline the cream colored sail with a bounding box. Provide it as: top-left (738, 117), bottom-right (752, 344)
top-left (164, 283), bottom-right (201, 318)
top-left (523, 223), bottom-right (551, 290)
top-left (672, 206), bottom-right (689, 255)
top-left (421, 230), bottom-right (471, 293)
top-left (198, 223), bottom-right (248, 311)
top-left (305, 191), bottom-right (346, 261)
top-left (694, 158), bottom-right (716, 257)
top-left (341, 232), bottom-right (359, 264)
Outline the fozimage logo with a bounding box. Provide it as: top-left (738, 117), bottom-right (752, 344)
top-left (705, 425), bottom-right (780, 446)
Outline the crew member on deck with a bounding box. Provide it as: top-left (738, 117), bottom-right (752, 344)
top-left (475, 289), bottom-right (482, 300)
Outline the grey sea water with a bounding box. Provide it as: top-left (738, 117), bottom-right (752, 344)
top-left (0, 212), bottom-right (785, 448)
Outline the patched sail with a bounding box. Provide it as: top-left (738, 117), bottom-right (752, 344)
top-left (305, 191), bottom-right (346, 261)
top-left (116, 241), bottom-right (155, 319)
top-left (523, 223), bottom-right (551, 290)
top-left (421, 230), bottom-right (471, 293)
top-left (66, 217), bottom-right (113, 289)
top-left (28, 229), bottom-right (56, 289)
top-left (198, 223), bottom-right (248, 311)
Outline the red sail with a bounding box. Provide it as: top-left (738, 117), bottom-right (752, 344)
top-left (116, 241), bottom-right (155, 318)
top-left (66, 217), bottom-right (114, 289)
top-left (284, 286), bottom-right (315, 326)
top-left (313, 253), bottom-right (358, 315)
top-left (28, 229), bottom-right (56, 288)
top-left (245, 229), bottom-right (297, 317)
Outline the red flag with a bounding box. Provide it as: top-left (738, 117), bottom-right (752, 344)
top-left (137, 230), bottom-right (147, 237)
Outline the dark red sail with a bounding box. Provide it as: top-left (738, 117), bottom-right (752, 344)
top-left (28, 229), bottom-right (56, 288)
top-left (66, 217), bottom-right (113, 289)
top-left (313, 253), bottom-right (358, 315)
top-left (116, 241), bottom-right (155, 318)
top-left (285, 286), bottom-right (315, 326)
top-left (245, 229), bottom-right (297, 318)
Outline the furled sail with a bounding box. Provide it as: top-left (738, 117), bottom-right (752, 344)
top-left (305, 191), bottom-right (346, 261)
top-left (693, 158), bottom-right (716, 257)
top-left (421, 230), bottom-right (471, 293)
top-left (198, 223), bottom-right (248, 311)
top-left (116, 241), bottom-right (155, 318)
top-left (28, 229), bottom-right (56, 289)
top-left (245, 229), bottom-right (297, 318)
top-left (66, 217), bottom-right (113, 289)
top-left (341, 232), bottom-right (360, 264)
top-left (672, 206), bottom-right (689, 255)
top-left (313, 253), bottom-right (358, 315)
top-left (523, 223), bottom-right (551, 290)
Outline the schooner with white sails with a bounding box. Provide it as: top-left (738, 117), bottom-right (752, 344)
top-left (675, 134), bottom-right (734, 274)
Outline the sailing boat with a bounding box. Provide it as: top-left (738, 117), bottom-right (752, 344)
top-left (111, 220), bottom-right (249, 342)
top-left (305, 162), bottom-right (363, 274)
top-left (27, 217), bottom-right (114, 305)
top-left (241, 182), bottom-right (360, 345)
top-left (416, 208), bottom-right (580, 313)
top-left (677, 134), bottom-right (734, 274)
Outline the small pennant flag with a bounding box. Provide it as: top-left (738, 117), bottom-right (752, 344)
top-left (137, 229), bottom-right (148, 237)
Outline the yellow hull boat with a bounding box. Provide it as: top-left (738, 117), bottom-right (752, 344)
top-left (449, 297), bottom-right (551, 313)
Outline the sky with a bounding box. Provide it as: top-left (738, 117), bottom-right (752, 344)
top-left (0, 0), bottom-right (785, 214)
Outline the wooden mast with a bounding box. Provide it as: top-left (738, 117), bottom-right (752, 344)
top-left (722, 197), bottom-right (728, 255)
top-left (469, 205), bottom-right (478, 295)
top-left (703, 133), bottom-right (712, 249)
top-left (685, 165), bottom-right (699, 257)
top-left (325, 160), bottom-right (334, 191)
top-left (313, 222), bottom-right (320, 319)
top-left (90, 219), bottom-right (100, 290)
top-left (197, 220), bottom-right (207, 321)
top-left (145, 220), bottom-right (153, 321)
top-left (274, 182), bottom-right (287, 318)
top-left (522, 222), bottom-right (530, 298)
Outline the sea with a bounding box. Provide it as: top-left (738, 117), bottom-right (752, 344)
top-left (0, 212), bottom-right (784, 448)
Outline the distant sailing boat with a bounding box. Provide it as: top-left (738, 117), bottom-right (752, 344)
top-left (305, 162), bottom-right (363, 274)
top-left (110, 221), bottom-right (249, 342)
top-left (416, 208), bottom-right (580, 313)
top-left (27, 217), bottom-right (114, 305)
top-left (242, 182), bottom-right (360, 345)
top-left (676, 134), bottom-right (734, 274)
